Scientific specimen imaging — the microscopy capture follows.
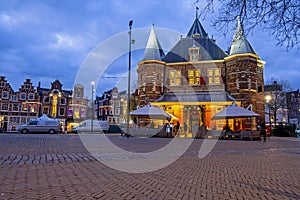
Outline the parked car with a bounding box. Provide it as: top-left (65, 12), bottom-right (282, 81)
top-left (75, 120), bottom-right (110, 133)
top-left (18, 114), bottom-right (60, 134)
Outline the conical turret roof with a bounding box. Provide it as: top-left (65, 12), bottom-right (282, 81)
top-left (142, 25), bottom-right (165, 61)
top-left (229, 17), bottom-right (257, 55)
top-left (187, 18), bottom-right (208, 38)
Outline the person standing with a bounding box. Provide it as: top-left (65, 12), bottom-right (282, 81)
top-left (170, 122), bottom-right (174, 137)
top-left (166, 123), bottom-right (170, 138)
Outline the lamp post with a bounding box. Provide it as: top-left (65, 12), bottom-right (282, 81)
top-left (91, 81), bottom-right (95, 134)
top-left (126, 20), bottom-right (133, 138)
top-left (265, 94), bottom-right (272, 134)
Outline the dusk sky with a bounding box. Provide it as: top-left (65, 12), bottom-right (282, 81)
top-left (0, 0), bottom-right (299, 97)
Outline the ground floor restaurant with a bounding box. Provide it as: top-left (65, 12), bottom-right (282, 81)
top-left (149, 92), bottom-right (257, 138)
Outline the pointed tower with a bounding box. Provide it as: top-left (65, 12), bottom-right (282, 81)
top-left (137, 25), bottom-right (166, 106)
top-left (225, 16), bottom-right (265, 120)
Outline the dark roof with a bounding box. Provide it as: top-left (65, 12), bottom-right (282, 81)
top-left (38, 87), bottom-right (72, 96)
top-left (154, 92), bottom-right (235, 103)
top-left (187, 18), bottom-right (208, 37)
top-left (163, 37), bottom-right (227, 63)
top-left (142, 26), bottom-right (165, 61)
top-left (229, 17), bottom-right (257, 55)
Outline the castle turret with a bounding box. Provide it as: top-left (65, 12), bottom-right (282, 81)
top-left (137, 25), bottom-right (166, 106)
top-left (225, 16), bottom-right (265, 120)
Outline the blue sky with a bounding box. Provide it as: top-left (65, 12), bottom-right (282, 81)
top-left (0, 0), bottom-right (299, 96)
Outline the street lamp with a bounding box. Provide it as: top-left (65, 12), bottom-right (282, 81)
top-left (265, 94), bottom-right (272, 133)
top-left (91, 81), bottom-right (95, 134)
top-left (126, 20), bottom-right (133, 138)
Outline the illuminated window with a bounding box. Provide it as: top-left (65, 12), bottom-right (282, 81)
top-left (169, 70), bottom-right (181, 86)
top-left (188, 69), bottom-right (201, 85)
top-left (208, 68), bottom-right (221, 84)
top-left (43, 106), bottom-right (49, 114)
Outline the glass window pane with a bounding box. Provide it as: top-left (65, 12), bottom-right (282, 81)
top-left (214, 69), bottom-right (220, 76)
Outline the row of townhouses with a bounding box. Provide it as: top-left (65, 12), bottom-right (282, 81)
top-left (0, 77), bottom-right (88, 132)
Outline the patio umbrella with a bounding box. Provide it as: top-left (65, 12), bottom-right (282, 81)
top-left (211, 103), bottom-right (260, 120)
top-left (130, 105), bottom-right (177, 120)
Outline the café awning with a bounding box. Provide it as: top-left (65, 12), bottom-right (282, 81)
top-left (130, 105), bottom-right (177, 120)
top-left (211, 103), bottom-right (260, 120)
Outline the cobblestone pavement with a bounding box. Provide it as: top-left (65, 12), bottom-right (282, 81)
top-left (0, 134), bottom-right (299, 199)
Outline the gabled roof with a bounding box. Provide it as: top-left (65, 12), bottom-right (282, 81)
top-left (142, 25), bottom-right (165, 61)
top-left (163, 37), bottom-right (227, 63)
top-left (229, 17), bottom-right (257, 55)
top-left (187, 18), bottom-right (208, 38)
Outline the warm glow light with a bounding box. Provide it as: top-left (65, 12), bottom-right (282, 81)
top-left (91, 81), bottom-right (95, 86)
top-left (265, 94), bottom-right (272, 103)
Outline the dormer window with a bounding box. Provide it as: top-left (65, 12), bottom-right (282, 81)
top-left (189, 47), bottom-right (200, 62)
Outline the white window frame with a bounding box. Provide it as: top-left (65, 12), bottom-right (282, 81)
top-left (28, 93), bottom-right (35, 100)
top-left (1, 103), bottom-right (9, 111)
top-left (2, 91), bottom-right (9, 99)
top-left (20, 93), bottom-right (26, 100)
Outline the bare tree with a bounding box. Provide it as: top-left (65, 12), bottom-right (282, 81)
top-left (265, 77), bottom-right (293, 92)
top-left (265, 78), bottom-right (290, 126)
top-left (195, 0), bottom-right (299, 50)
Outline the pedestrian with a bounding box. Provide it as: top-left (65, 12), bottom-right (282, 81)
top-left (170, 122), bottom-right (174, 137)
top-left (260, 123), bottom-right (267, 142)
top-left (166, 123), bottom-right (170, 138)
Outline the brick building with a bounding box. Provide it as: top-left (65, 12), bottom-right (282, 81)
top-left (137, 15), bottom-right (265, 135)
top-left (0, 77), bottom-right (39, 131)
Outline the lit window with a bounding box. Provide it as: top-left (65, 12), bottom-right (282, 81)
top-left (208, 68), bottom-right (221, 85)
top-left (43, 106), bottom-right (49, 114)
top-left (169, 70), bottom-right (181, 86)
top-left (188, 69), bottom-right (201, 85)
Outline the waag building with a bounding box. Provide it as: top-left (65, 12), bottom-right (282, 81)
top-left (137, 15), bottom-right (265, 135)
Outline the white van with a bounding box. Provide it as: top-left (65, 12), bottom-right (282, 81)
top-left (18, 114), bottom-right (60, 134)
top-left (74, 120), bottom-right (110, 133)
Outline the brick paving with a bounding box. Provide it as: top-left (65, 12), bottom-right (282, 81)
top-left (0, 134), bottom-right (299, 199)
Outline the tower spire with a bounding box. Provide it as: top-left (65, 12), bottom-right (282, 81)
top-left (229, 16), bottom-right (257, 55)
top-left (196, 7), bottom-right (199, 19)
top-left (142, 24), bottom-right (165, 61)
